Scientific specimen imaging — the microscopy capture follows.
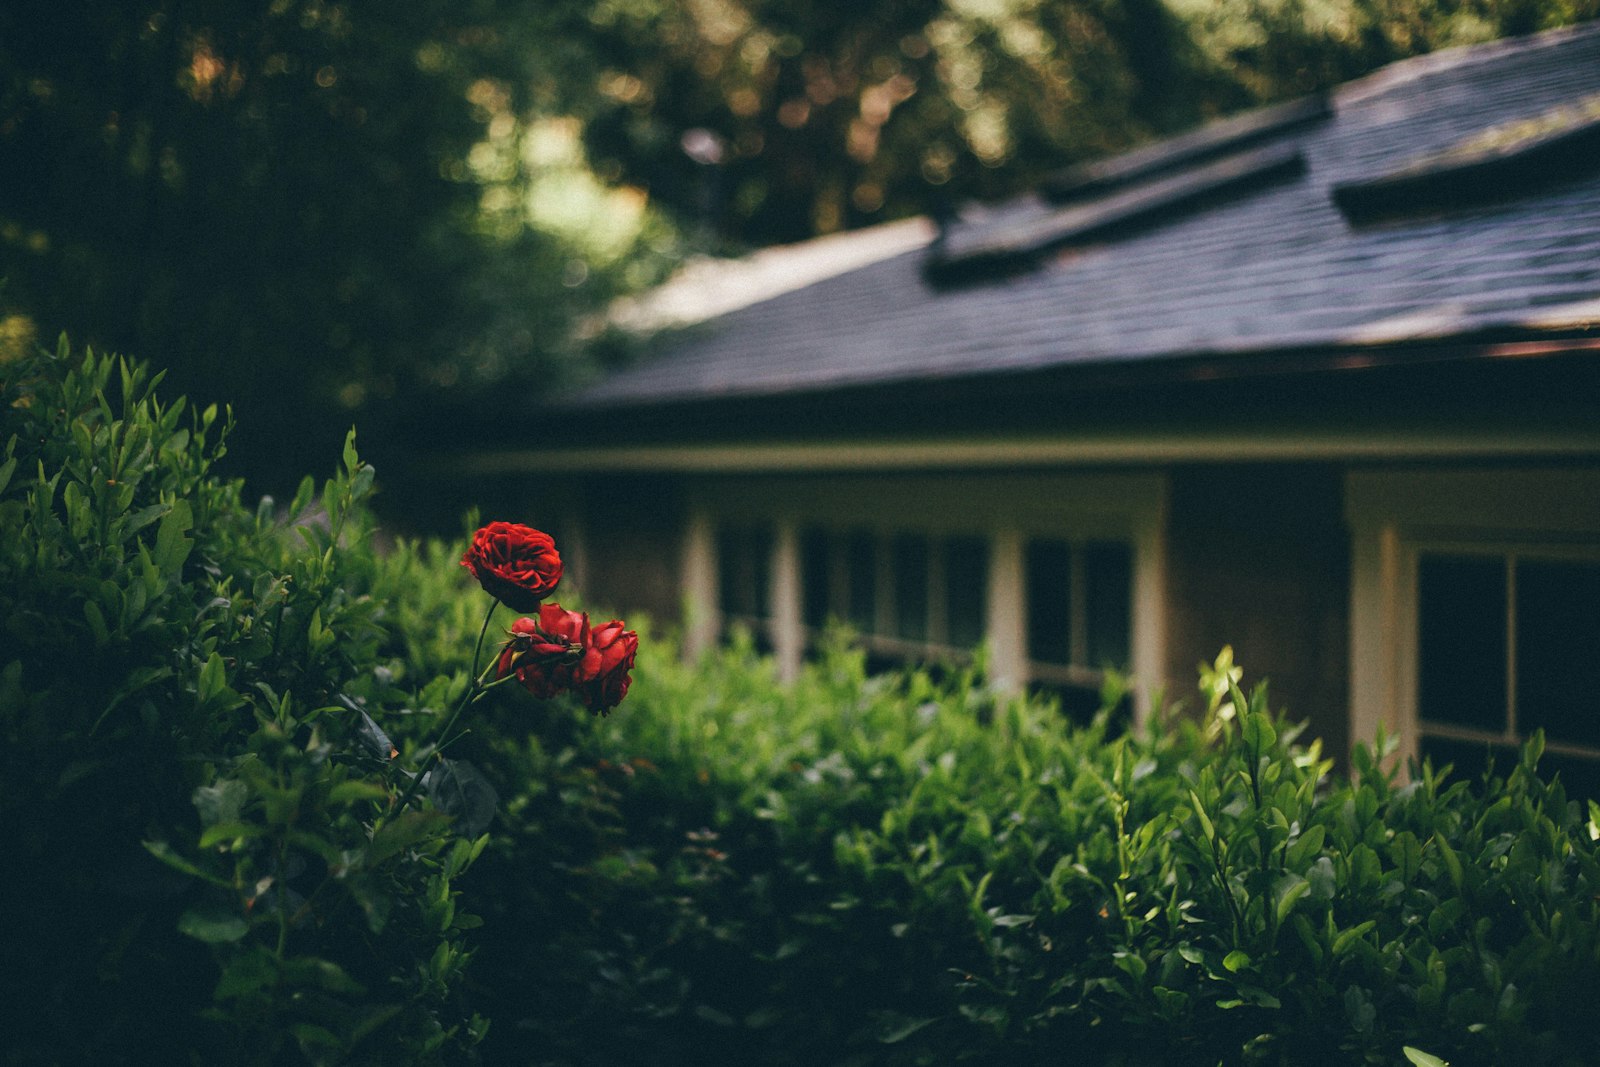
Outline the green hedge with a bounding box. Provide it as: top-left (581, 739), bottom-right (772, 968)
top-left (466, 637), bottom-right (1600, 1066)
top-left (6, 343), bottom-right (1599, 1066)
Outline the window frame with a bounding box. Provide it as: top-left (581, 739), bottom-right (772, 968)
top-left (1346, 466), bottom-right (1600, 773)
top-left (1403, 538), bottom-right (1600, 768)
top-left (794, 524), bottom-right (991, 664)
top-left (1023, 536), bottom-right (1135, 692)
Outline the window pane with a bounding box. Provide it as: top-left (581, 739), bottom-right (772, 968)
top-left (1417, 554), bottom-right (1506, 733)
top-left (1516, 558), bottom-right (1600, 748)
top-left (800, 528), bottom-right (832, 630)
top-left (892, 534), bottom-right (929, 641)
top-left (846, 530), bottom-right (877, 632)
top-left (716, 524), bottom-right (771, 620)
top-left (1026, 539), bottom-right (1072, 665)
top-left (945, 535), bottom-right (989, 648)
top-left (1084, 541), bottom-right (1132, 670)
top-left (715, 528), bottom-right (742, 617)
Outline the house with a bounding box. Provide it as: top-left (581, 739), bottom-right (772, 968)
top-left (457, 22), bottom-right (1600, 787)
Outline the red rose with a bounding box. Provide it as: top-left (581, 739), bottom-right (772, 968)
top-left (496, 605), bottom-right (588, 699)
top-left (495, 605), bottom-right (636, 714)
top-left (461, 521), bottom-right (561, 611)
top-left (570, 618), bottom-right (638, 715)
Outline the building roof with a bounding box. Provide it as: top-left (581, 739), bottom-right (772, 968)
top-left (564, 22), bottom-right (1600, 414)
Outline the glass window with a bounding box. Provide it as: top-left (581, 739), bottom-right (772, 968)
top-left (716, 523), bottom-right (771, 622)
top-left (1415, 548), bottom-right (1600, 795)
top-left (1516, 558), bottom-right (1600, 749)
top-left (800, 527), bottom-right (832, 630)
top-left (1084, 541), bottom-right (1132, 670)
top-left (846, 530), bottom-right (877, 632)
top-left (1024, 536), bottom-right (1135, 722)
top-left (1417, 554), bottom-right (1507, 735)
top-left (944, 535), bottom-right (989, 649)
top-left (892, 534), bottom-right (929, 641)
top-left (1026, 538), bottom-right (1072, 666)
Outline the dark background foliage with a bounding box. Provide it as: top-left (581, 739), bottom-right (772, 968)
top-left (0, 0), bottom-right (629, 498)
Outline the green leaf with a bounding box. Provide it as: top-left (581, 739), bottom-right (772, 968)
top-left (120, 503), bottom-right (168, 538)
top-left (289, 474), bottom-right (315, 520)
top-left (1403, 1048), bottom-right (1450, 1067)
top-left (290, 1024), bottom-right (344, 1053)
top-left (1348, 843), bottom-right (1381, 892)
top-left (342, 427), bottom-right (359, 475)
top-left (198, 821), bottom-right (265, 850)
top-left (875, 1012), bottom-right (937, 1044)
top-left (367, 810), bottom-right (452, 866)
top-left (196, 651), bottom-right (228, 706)
top-left (178, 906), bottom-right (249, 943)
top-left (193, 778), bottom-right (249, 825)
top-left (1390, 830), bottom-right (1423, 882)
top-left (1241, 709), bottom-right (1277, 753)
top-left (1222, 949), bottom-right (1251, 973)
top-left (1273, 872), bottom-right (1311, 924)
top-left (82, 599), bottom-right (109, 645)
top-left (1435, 836), bottom-right (1464, 893)
top-left (426, 757), bottom-right (499, 837)
top-left (328, 780), bottom-right (390, 806)
top-left (214, 947), bottom-right (277, 1000)
top-left (1189, 790), bottom-right (1216, 842)
top-left (152, 499), bottom-right (193, 578)
top-left (283, 956), bottom-right (366, 994)
top-left (1285, 824), bottom-right (1326, 870)
top-left (1332, 920), bottom-right (1376, 957)
top-left (143, 840), bottom-right (231, 888)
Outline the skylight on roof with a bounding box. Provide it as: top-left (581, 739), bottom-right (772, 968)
top-left (1333, 92), bottom-right (1600, 224)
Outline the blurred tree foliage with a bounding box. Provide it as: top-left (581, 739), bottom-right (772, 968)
top-left (0, 0), bottom-right (675, 498)
top-left (568, 0), bottom-right (1596, 246)
top-left (2, 0), bottom-right (1593, 497)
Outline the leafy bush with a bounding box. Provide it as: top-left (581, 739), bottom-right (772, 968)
top-left (0, 341), bottom-right (492, 1064)
top-left (7, 341), bottom-right (1598, 1067)
top-left (471, 639), bottom-right (1600, 1067)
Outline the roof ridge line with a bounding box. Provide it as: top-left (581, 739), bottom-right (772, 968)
top-left (1337, 19), bottom-right (1600, 107)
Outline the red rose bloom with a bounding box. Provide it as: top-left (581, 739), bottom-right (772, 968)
top-left (461, 521), bottom-right (562, 611)
top-left (496, 605), bottom-right (587, 698)
top-left (570, 618), bottom-right (638, 715)
top-left (495, 605), bottom-right (637, 714)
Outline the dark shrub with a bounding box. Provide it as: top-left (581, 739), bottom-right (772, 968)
top-left (1, 341), bottom-right (488, 1065)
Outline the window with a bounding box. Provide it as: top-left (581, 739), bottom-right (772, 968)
top-left (689, 472), bottom-right (1165, 723)
top-left (1416, 548), bottom-right (1600, 796)
top-left (1024, 537), bottom-right (1133, 719)
top-left (716, 522), bottom-right (773, 647)
top-left (798, 526), bottom-right (989, 666)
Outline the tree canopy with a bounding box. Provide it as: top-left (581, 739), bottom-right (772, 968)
top-left (0, 0), bottom-right (671, 494)
top-left (561, 0), bottom-right (1595, 245)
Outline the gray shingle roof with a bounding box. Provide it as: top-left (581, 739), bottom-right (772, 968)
top-left (569, 22), bottom-right (1600, 410)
